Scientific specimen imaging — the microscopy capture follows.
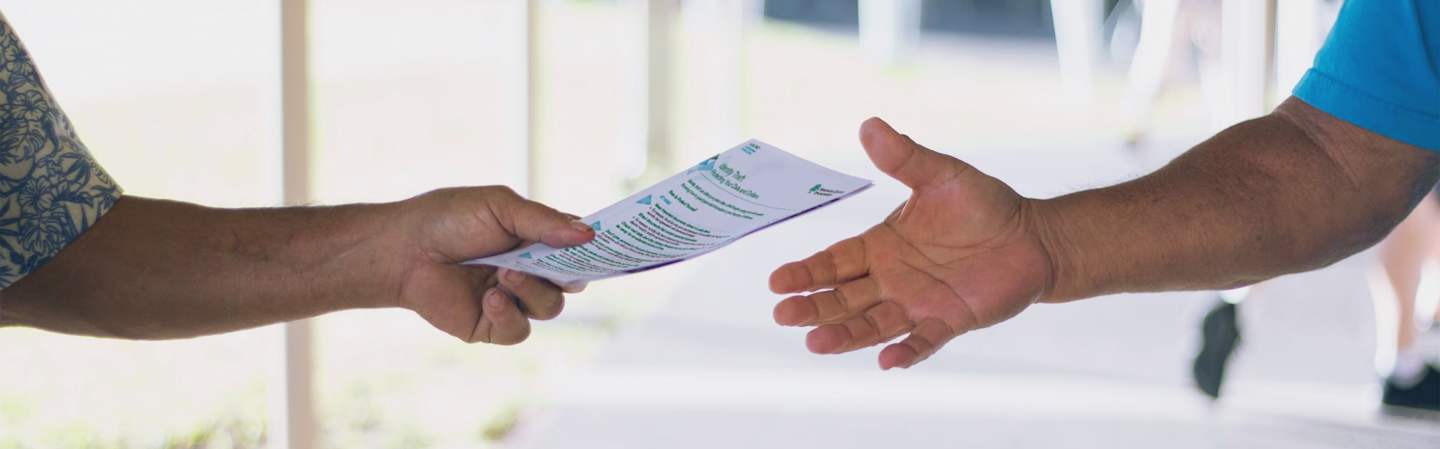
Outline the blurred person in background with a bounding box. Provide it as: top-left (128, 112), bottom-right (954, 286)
top-left (0, 13), bottom-right (593, 346)
top-left (1105, 0), bottom-right (1265, 400)
top-left (1374, 194), bottom-right (1440, 401)
top-left (1117, 0), bottom-right (1223, 146)
top-left (768, 0), bottom-right (1440, 411)
top-left (1165, 0), bottom-right (1439, 409)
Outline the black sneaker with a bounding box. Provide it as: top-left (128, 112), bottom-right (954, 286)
top-left (1193, 299), bottom-right (1241, 399)
top-left (1383, 364), bottom-right (1440, 412)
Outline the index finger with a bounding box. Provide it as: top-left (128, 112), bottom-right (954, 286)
top-left (769, 236), bottom-right (869, 294)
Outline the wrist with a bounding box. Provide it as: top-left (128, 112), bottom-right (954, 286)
top-left (305, 201), bottom-right (414, 311)
top-left (1024, 196), bottom-right (1086, 303)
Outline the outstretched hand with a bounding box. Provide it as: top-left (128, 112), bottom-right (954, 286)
top-left (769, 118), bottom-right (1055, 369)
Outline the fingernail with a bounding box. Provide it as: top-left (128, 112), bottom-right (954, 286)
top-left (570, 220), bottom-right (595, 234)
top-left (500, 268), bottom-right (524, 285)
top-left (485, 289), bottom-right (506, 309)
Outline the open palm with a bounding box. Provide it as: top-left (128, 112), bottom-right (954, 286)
top-left (769, 118), bottom-right (1054, 369)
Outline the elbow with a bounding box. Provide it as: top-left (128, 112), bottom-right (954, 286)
top-left (1277, 194), bottom-right (1413, 276)
top-left (1260, 99), bottom-right (1440, 277)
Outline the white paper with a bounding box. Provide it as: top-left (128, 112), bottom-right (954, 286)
top-left (466, 139), bottom-right (872, 285)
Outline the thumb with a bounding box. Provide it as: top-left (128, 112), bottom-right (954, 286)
top-left (859, 117), bottom-right (968, 190)
top-left (489, 191), bottom-right (596, 248)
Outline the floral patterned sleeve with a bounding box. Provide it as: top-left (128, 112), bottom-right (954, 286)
top-left (0, 13), bottom-right (122, 292)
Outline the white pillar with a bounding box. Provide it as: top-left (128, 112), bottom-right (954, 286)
top-left (1219, 0), bottom-right (1275, 122)
top-left (682, 0), bottom-right (756, 151)
top-left (513, 0), bottom-right (539, 196)
top-left (859, 0), bottom-right (922, 66)
top-left (1050, 0), bottom-right (1104, 102)
top-left (624, 0), bottom-right (676, 184)
top-left (1272, 0), bottom-right (1336, 106)
top-left (274, 0), bottom-right (317, 448)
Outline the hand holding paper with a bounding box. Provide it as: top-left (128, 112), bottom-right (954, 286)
top-left (398, 187), bottom-right (597, 345)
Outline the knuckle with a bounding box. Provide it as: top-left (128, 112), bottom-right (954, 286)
top-left (463, 331), bottom-right (487, 344)
top-left (871, 302), bottom-right (908, 329)
top-left (562, 282), bottom-right (588, 294)
top-left (908, 337), bottom-right (934, 355)
top-left (854, 315), bottom-right (880, 339)
top-left (520, 289), bottom-right (562, 319)
top-left (424, 186), bottom-right (463, 199)
top-left (832, 285), bottom-right (854, 307)
top-left (481, 185), bottom-right (520, 199)
top-left (805, 254), bottom-right (830, 284)
top-left (499, 327), bottom-right (531, 346)
top-left (464, 318), bottom-right (489, 344)
top-left (536, 297), bottom-right (565, 320)
top-left (810, 294), bottom-right (836, 321)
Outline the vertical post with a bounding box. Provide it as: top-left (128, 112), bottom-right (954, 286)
top-left (624, 0), bottom-right (676, 187)
top-left (1049, 0), bottom-right (1103, 102)
top-left (859, 0), bottom-right (922, 66)
top-left (1219, 0), bottom-right (1276, 122)
top-left (683, 0), bottom-right (754, 150)
top-left (1272, 0), bottom-right (1324, 107)
top-left (274, 0), bottom-right (317, 448)
top-left (516, 0), bottom-right (539, 197)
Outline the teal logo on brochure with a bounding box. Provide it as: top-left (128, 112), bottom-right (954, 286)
top-left (591, 221), bottom-right (603, 231)
top-left (686, 155), bottom-right (720, 175)
top-left (637, 195), bottom-right (653, 205)
top-left (809, 184), bottom-right (846, 197)
top-left (519, 252), bottom-right (533, 259)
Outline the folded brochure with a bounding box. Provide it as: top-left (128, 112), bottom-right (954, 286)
top-left (466, 139), bottom-right (872, 285)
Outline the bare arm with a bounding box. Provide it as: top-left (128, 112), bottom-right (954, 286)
top-left (0, 16), bottom-right (600, 343)
top-left (0, 187), bottom-right (595, 342)
top-left (767, 97), bottom-right (1440, 369)
top-left (1037, 97), bottom-right (1440, 300)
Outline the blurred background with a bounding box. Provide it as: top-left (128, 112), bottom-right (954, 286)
top-left (1, 0), bottom-right (1437, 448)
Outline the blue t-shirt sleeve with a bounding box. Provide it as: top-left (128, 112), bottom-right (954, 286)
top-left (1292, 0), bottom-right (1440, 151)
